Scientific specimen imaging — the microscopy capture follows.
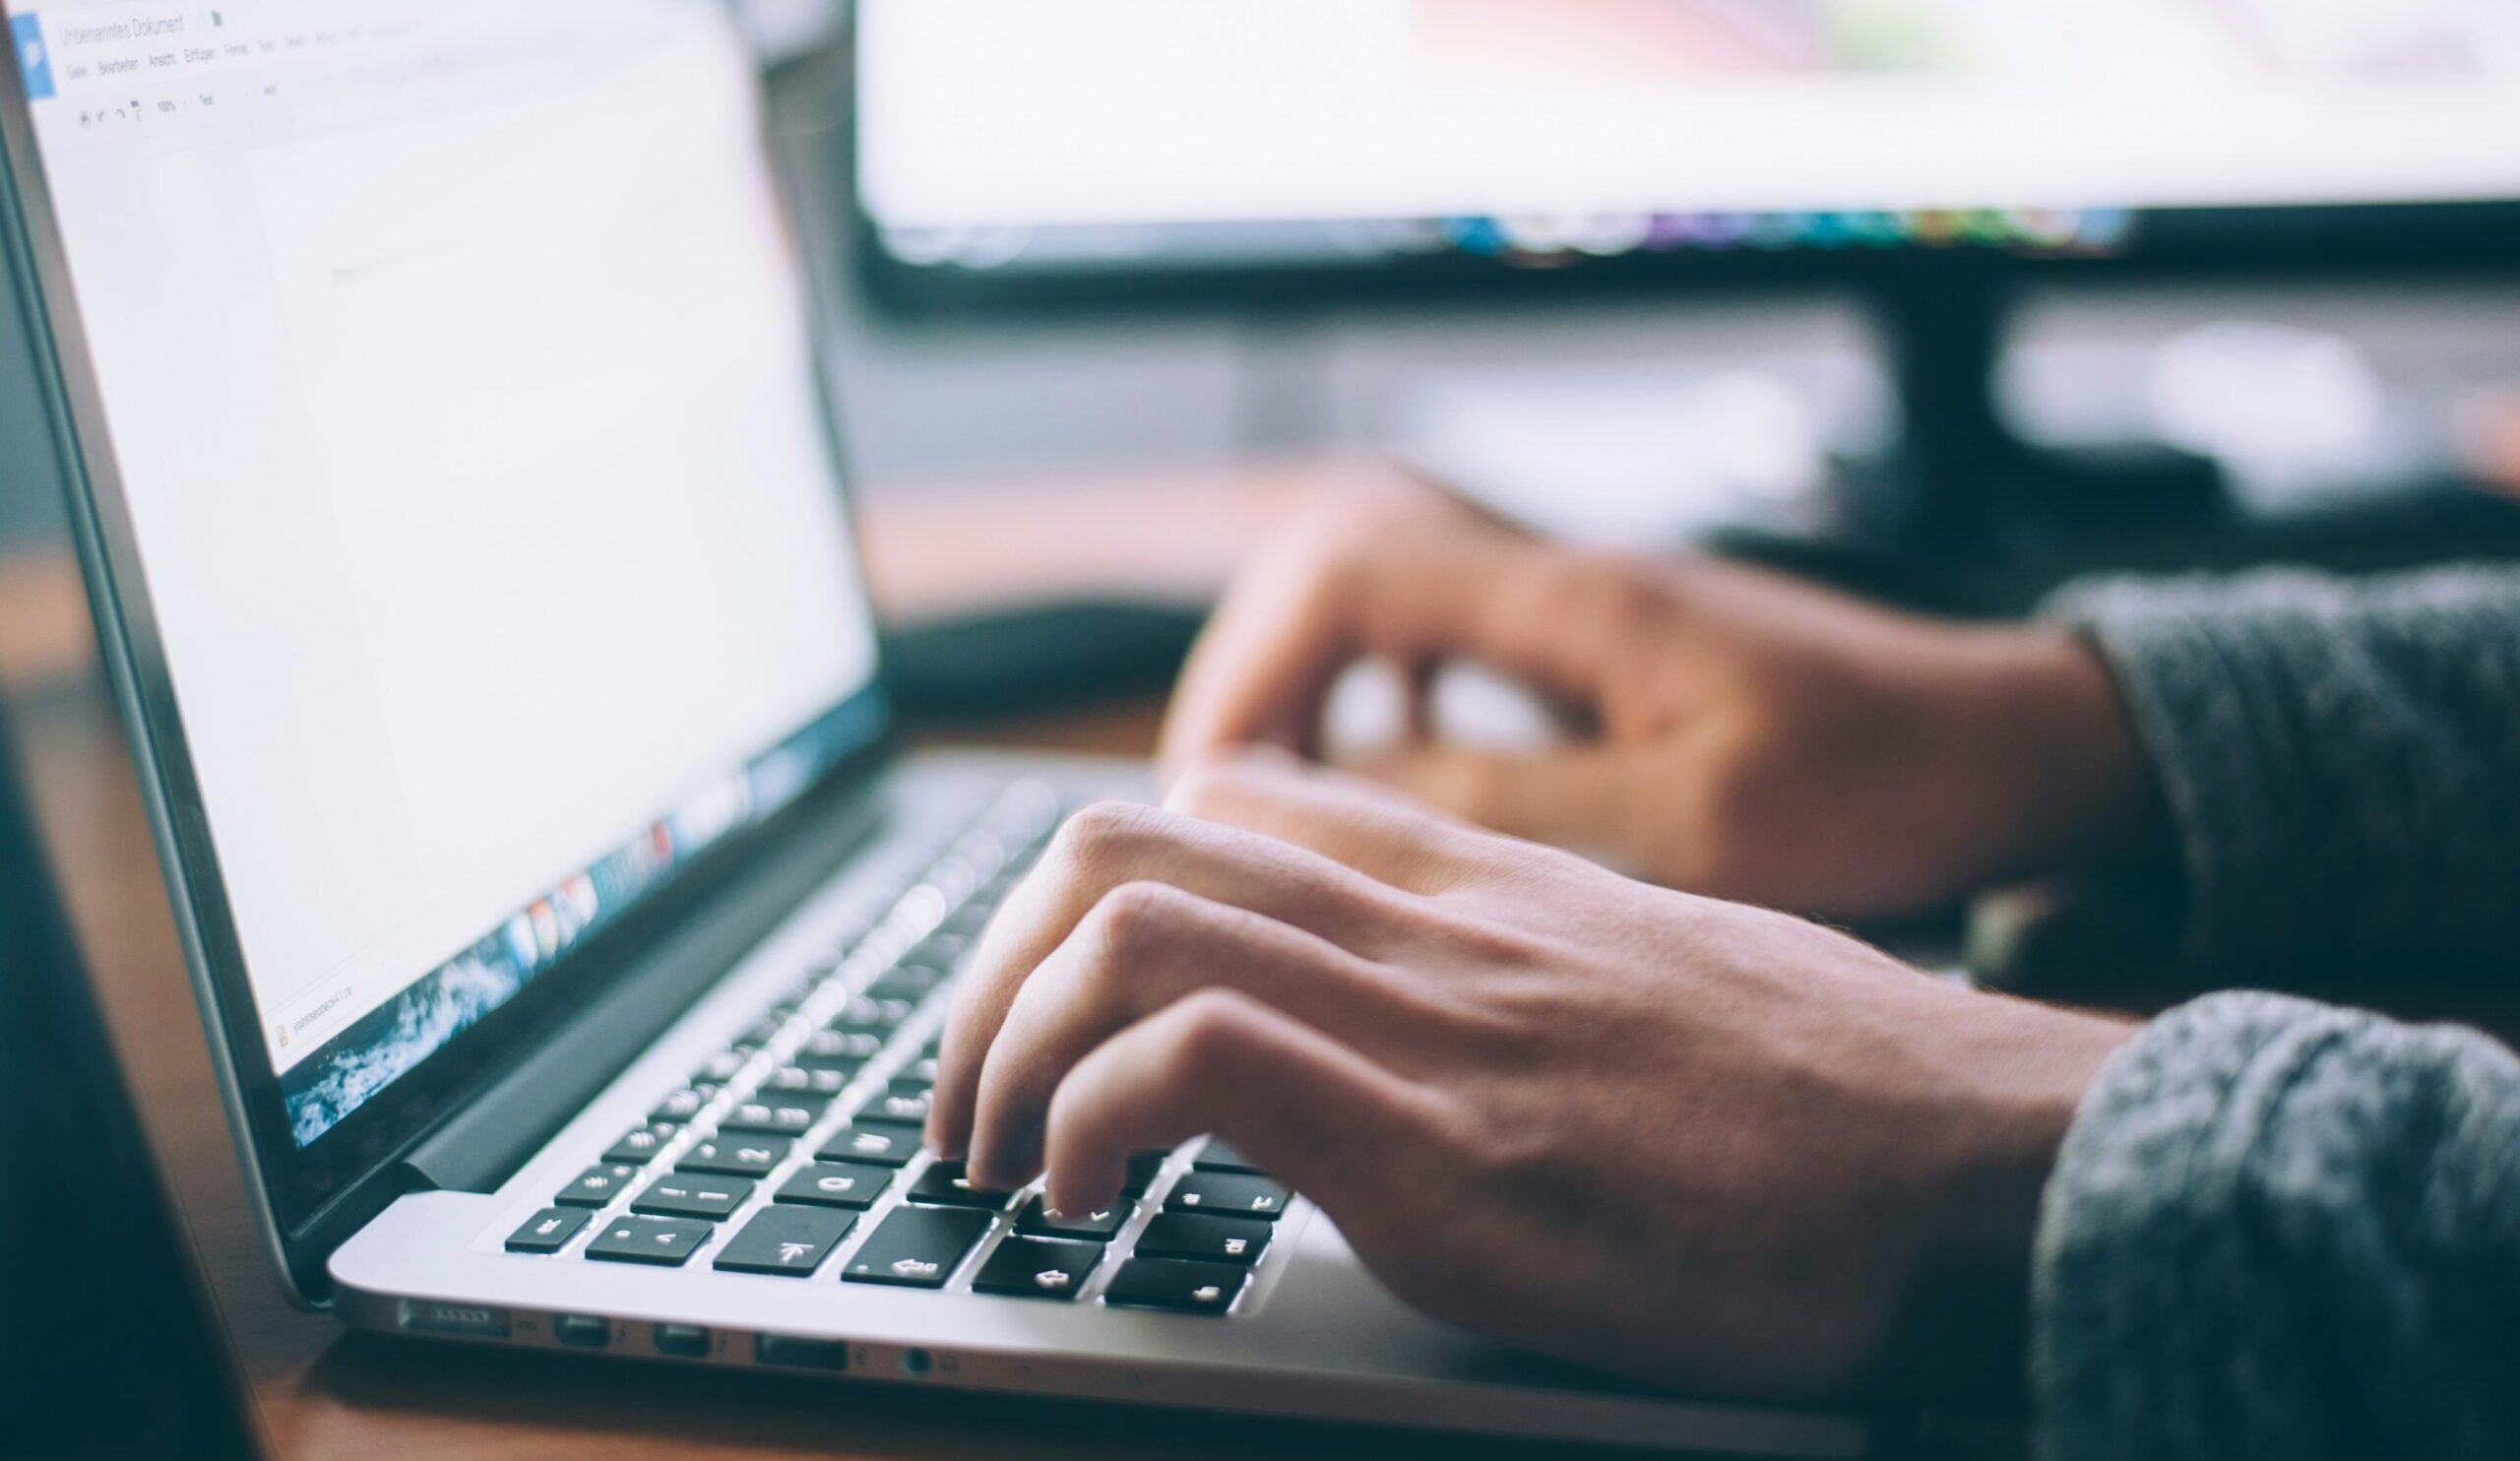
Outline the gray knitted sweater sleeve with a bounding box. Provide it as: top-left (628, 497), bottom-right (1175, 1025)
top-left (2035, 991), bottom-right (2520, 1460)
top-left (2028, 566), bottom-right (2520, 1456)
top-left (2046, 565), bottom-right (2520, 972)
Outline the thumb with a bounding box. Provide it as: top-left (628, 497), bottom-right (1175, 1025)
top-left (1353, 743), bottom-right (1644, 869)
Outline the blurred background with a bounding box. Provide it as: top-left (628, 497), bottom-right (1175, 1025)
top-left (10, 0), bottom-right (2520, 665)
top-left (4, 4), bottom-right (2520, 1456)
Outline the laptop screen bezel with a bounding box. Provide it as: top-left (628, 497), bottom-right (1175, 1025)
top-left (0, 8), bottom-right (899, 1278)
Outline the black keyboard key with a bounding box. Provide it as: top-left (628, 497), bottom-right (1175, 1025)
top-left (941, 903), bottom-right (998, 938)
top-left (602, 1121), bottom-right (679, 1165)
top-left (720, 1101), bottom-right (820, 1137)
top-left (763, 1064), bottom-right (850, 1099)
top-left (1120, 1150), bottom-right (1168, 1197)
top-left (1102, 1257), bottom-right (1245, 1314)
top-left (585, 1214), bottom-right (712, 1267)
top-left (1017, 1195), bottom-right (1132, 1241)
top-left (713, 1205), bottom-right (854, 1278)
top-left (1191, 1137), bottom-right (1266, 1175)
top-left (506, 1206), bottom-right (591, 1254)
top-left (631, 1175), bottom-right (753, 1220)
top-left (556, 1163), bottom-right (637, 1208)
top-left (864, 1081), bottom-right (932, 1124)
top-left (774, 1161), bottom-right (893, 1210)
top-left (678, 1134), bottom-right (789, 1177)
top-left (905, 1160), bottom-right (1016, 1210)
top-left (864, 966), bottom-right (944, 1003)
top-left (694, 1049), bottom-right (748, 1084)
top-left (651, 1088), bottom-right (712, 1123)
top-left (819, 1119), bottom-right (922, 1168)
top-left (1166, 1172), bottom-right (1290, 1221)
top-left (841, 1206), bottom-right (992, 1288)
top-left (1135, 1213), bottom-right (1270, 1266)
top-left (973, 1237), bottom-right (1102, 1302)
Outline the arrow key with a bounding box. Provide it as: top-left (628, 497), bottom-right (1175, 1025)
top-left (1017, 1194), bottom-right (1132, 1240)
top-left (714, 1205), bottom-right (854, 1277)
top-left (973, 1237), bottom-right (1102, 1302)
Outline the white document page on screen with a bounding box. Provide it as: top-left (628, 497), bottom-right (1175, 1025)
top-left (39, 11), bottom-right (875, 1056)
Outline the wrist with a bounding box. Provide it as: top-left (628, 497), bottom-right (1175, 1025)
top-left (1955, 625), bottom-right (2170, 886)
top-left (1886, 1000), bottom-right (2136, 1406)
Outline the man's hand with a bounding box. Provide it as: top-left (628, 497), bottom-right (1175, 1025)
top-left (928, 753), bottom-right (2133, 1402)
top-left (1160, 496), bottom-right (2165, 920)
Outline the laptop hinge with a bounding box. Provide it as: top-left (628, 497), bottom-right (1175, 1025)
top-left (397, 777), bottom-right (895, 1195)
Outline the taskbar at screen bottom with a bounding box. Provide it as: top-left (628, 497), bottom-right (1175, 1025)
top-left (871, 206), bottom-right (2137, 276)
top-left (276, 689), bottom-right (887, 1148)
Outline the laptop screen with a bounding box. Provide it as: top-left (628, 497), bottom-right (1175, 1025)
top-left (6, 0), bottom-right (882, 1147)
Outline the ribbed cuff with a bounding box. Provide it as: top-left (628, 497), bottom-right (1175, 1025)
top-left (2032, 990), bottom-right (2520, 1461)
top-left (2043, 567), bottom-right (2520, 975)
top-left (2032, 993), bottom-right (2343, 1460)
top-left (2043, 578), bottom-right (2318, 969)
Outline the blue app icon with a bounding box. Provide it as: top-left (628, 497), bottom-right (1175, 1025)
top-left (13, 15), bottom-right (55, 102)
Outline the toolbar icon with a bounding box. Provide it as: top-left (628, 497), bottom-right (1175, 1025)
top-left (12, 16), bottom-right (55, 101)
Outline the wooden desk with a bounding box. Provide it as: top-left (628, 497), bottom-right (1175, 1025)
top-left (3, 464), bottom-right (1619, 1461)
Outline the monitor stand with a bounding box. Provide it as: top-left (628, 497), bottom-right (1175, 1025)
top-left (1708, 256), bottom-right (2520, 616)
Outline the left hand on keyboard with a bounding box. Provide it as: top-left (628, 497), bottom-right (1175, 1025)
top-left (929, 750), bottom-right (2133, 1404)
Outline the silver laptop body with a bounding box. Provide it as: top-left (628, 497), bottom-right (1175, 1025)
top-left (0, 2), bottom-right (1871, 1451)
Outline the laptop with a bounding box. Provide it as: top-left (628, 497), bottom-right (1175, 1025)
top-left (0, 3), bottom-right (1871, 1452)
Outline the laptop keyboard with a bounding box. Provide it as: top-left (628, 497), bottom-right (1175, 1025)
top-left (499, 782), bottom-right (1292, 1317)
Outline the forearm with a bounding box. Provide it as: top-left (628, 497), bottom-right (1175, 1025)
top-left (2033, 991), bottom-right (2520, 1461)
top-left (2046, 566), bottom-right (2520, 973)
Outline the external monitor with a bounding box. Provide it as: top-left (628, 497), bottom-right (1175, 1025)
top-left (853, 0), bottom-right (2520, 590)
top-left (855, 0), bottom-right (2520, 303)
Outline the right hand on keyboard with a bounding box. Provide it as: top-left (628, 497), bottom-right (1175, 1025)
top-left (928, 751), bottom-right (2134, 1404)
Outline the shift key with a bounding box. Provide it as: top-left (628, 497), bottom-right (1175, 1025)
top-left (841, 1205), bottom-right (992, 1289)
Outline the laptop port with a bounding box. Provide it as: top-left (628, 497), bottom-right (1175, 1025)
top-left (652, 1323), bottom-right (711, 1360)
top-left (401, 1301), bottom-right (510, 1339)
top-left (552, 1314), bottom-right (610, 1350)
top-left (754, 1333), bottom-right (850, 1370)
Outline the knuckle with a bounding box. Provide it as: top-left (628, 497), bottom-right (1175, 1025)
top-left (1084, 880), bottom-right (1188, 965)
top-left (1159, 988), bottom-right (1259, 1084)
top-left (1281, 525), bottom-right (1376, 609)
top-left (1165, 755), bottom-right (1257, 820)
top-left (1558, 549), bottom-right (1661, 634)
top-left (1052, 799), bottom-right (1163, 873)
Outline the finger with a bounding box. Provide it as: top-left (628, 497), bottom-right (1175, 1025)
top-left (1039, 986), bottom-right (1438, 1222)
top-left (1166, 747), bottom-right (1491, 893)
top-left (965, 882), bottom-right (1420, 1188)
top-left (1359, 743), bottom-right (1644, 868)
top-left (927, 800), bottom-right (1415, 1158)
top-left (1157, 526), bottom-right (1625, 779)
